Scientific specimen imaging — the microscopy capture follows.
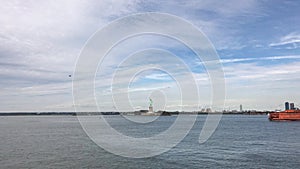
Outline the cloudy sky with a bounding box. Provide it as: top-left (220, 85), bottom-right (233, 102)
top-left (1, 0), bottom-right (300, 112)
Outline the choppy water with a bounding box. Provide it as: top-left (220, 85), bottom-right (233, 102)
top-left (0, 115), bottom-right (299, 169)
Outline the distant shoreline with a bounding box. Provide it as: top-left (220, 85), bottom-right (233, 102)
top-left (0, 111), bottom-right (268, 116)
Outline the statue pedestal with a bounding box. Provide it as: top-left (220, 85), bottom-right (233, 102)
top-left (149, 106), bottom-right (153, 113)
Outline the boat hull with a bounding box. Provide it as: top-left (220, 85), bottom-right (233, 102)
top-left (268, 110), bottom-right (300, 121)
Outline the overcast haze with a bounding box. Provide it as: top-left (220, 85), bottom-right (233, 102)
top-left (1, 0), bottom-right (300, 112)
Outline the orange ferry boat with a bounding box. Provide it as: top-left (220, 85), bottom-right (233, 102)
top-left (268, 109), bottom-right (300, 121)
top-left (268, 101), bottom-right (300, 121)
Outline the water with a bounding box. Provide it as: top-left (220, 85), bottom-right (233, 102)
top-left (0, 115), bottom-right (299, 168)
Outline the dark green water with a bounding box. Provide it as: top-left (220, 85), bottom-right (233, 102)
top-left (0, 115), bottom-right (299, 168)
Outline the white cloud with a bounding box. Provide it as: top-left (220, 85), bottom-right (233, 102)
top-left (223, 61), bottom-right (300, 110)
top-left (144, 73), bottom-right (170, 80)
top-left (221, 55), bottom-right (300, 63)
top-left (0, 0), bottom-right (140, 111)
top-left (0, 0), bottom-right (299, 112)
top-left (270, 32), bottom-right (300, 48)
top-left (131, 0), bottom-right (263, 50)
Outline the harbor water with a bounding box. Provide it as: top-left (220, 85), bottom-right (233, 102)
top-left (0, 115), bottom-right (299, 169)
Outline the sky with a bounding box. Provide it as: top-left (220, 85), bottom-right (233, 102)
top-left (0, 0), bottom-right (300, 112)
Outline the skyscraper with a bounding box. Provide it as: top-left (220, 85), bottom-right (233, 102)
top-left (290, 103), bottom-right (295, 110)
top-left (240, 104), bottom-right (243, 112)
top-left (285, 102), bottom-right (290, 110)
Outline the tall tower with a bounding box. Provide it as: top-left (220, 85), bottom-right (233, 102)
top-left (149, 98), bottom-right (153, 113)
top-left (290, 103), bottom-right (295, 110)
top-left (285, 102), bottom-right (290, 110)
top-left (240, 104), bottom-right (243, 112)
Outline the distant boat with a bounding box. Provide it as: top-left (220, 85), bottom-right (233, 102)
top-left (268, 109), bottom-right (300, 121)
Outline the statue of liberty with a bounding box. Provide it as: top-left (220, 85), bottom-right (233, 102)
top-left (149, 98), bottom-right (153, 107)
top-left (149, 98), bottom-right (153, 112)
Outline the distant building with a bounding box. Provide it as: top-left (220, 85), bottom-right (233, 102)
top-left (285, 102), bottom-right (290, 110)
top-left (290, 103), bottom-right (295, 110)
top-left (232, 110), bottom-right (238, 113)
top-left (240, 104), bottom-right (243, 112)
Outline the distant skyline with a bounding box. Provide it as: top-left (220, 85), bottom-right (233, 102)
top-left (1, 0), bottom-right (300, 112)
